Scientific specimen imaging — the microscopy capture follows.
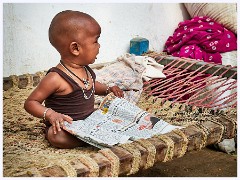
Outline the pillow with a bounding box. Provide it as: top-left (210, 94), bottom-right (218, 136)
top-left (184, 3), bottom-right (237, 34)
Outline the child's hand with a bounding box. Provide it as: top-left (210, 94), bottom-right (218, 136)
top-left (110, 86), bottom-right (124, 98)
top-left (46, 110), bottom-right (73, 134)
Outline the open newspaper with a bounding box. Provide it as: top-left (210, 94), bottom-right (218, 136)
top-left (64, 93), bottom-right (182, 149)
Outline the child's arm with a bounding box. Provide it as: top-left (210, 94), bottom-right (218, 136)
top-left (24, 73), bottom-right (73, 134)
top-left (95, 81), bottom-right (124, 98)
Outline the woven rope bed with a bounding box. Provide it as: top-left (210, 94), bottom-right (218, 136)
top-left (3, 53), bottom-right (237, 177)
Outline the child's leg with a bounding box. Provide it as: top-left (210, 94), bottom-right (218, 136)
top-left (46, 126), bottom-right (88, 149)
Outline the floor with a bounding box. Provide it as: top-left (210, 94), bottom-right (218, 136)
top-left (127, 146), bottom-right (237, 177)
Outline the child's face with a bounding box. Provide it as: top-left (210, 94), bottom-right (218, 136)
top-left (77, 22), bottom-right (101, 65)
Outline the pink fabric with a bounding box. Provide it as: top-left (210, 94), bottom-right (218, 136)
top-left (164, 16), bottom-right (237, 64)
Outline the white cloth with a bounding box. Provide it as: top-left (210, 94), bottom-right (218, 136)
top-left (135, 55), bottom-right (166, 81)
top-left (215, 138), bottom-right (236, 154)
top-left (94, 53), bottom-right (145, 104)
top-left (94, 53), bottom-right (165, 105)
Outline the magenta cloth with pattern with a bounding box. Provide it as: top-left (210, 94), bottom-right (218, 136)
top-left (164, 16), bottom-right (237, 64)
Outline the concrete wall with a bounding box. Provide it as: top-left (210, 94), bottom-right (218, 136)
top-left (3, 3), bottom-right (190, 77)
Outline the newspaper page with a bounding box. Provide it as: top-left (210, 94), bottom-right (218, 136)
top-left (64, 93), bottom-right (182, 149)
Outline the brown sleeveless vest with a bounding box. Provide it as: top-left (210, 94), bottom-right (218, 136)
top-left (44, 66), bottom-right (96, 122)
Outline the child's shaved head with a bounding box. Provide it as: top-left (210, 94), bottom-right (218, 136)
top-left (49, 10), bottom-right (100, 54)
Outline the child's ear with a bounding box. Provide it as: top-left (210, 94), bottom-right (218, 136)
top-left (69, 42), bottom-right (80, 56)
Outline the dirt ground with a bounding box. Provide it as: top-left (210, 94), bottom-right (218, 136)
top-left (3, 87), bottom-right (238, 177)
top-left (130, 146), bottom-right (237, 177)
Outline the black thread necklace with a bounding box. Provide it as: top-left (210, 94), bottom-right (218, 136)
top-left (59, 60), bottom-right (90, 89)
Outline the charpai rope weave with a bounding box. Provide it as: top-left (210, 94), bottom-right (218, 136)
top-left (135, 139), bottom-right (156, 169)
top-left (53, 159), bottom-right (77, 177)
top-left (172, 128), bottom-right (188, 158)
top-left (153, 134), bottom-right (175, 162)
top-left (99, 148), bottom-right (120, 177)
top-left (119, 143), bottom-right (141, 175)
top-left (192, 124), bottom-right (208, 150)
top-left (77, 154), bottom-right (99, 177)
top-left (2, 53), bottom-right (237, 177)
top-left (144, 54), bottom-right (237, 110)
top-left (206, 118), bottom-right (225, 143)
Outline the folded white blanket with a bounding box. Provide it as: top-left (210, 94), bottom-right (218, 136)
top-left (135, 55), bottom-right (166, 81)
top-left (94, 53), bottom-right (166, 104)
